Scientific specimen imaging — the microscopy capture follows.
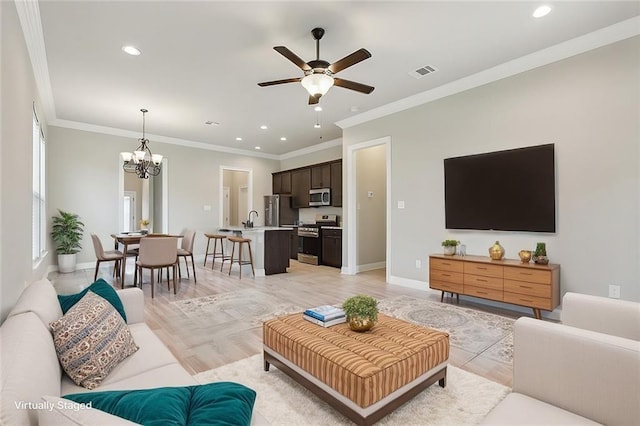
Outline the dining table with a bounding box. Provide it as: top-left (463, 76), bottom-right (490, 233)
top-left (114, 233), bottom-right (182, 287)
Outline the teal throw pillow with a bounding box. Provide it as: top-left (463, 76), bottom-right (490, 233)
top-left (64, 382), bottom-right (256, 426)
top-left (57, 278), bottom-right (127, 322)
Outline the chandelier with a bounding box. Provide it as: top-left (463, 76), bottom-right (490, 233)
top-left (121, 109), bottom-right (162, 179)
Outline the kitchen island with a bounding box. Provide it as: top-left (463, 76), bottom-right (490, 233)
top-left (216, 227), bottom-right (292, 276)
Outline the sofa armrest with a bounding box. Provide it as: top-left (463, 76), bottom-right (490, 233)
top-left (116, 288), bottom-right (145, 324)
top-left (512, 317), bottom-right (640, 426)
top-left (562, 292), bottom-right (640, 340)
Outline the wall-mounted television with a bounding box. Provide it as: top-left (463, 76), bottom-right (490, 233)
top-left (444, 144), bottom-right (556, 233)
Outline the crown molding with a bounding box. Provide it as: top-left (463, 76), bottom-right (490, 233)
top-left (14, 0), bottom-right (56, 122)
top-left (50, 119), bottom-right (281, 160)
top-left (278, 137), bottom-right (342, 160)
top-left (336, 16), bottom-right (640, 130)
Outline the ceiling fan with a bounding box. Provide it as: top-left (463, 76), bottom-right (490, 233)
top-left (258, 27), bottom-right (374, 105)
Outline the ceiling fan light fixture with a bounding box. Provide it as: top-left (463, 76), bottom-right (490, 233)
top-left (301, 73), bottom-right (334, 97)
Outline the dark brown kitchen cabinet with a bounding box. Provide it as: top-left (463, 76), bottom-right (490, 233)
top-left (272, 171), bottom-right (292, 194)
top-left (264, 230), bottom-right (291, 275)
top-left (330, 160), bottom-right (342, 207)
top-left (290, 227), bottom-right (299, 260)
top-left (291, 168), bottom-right (310, 208)
top-left (311, 164), bottom-right (331, 189)
top-left (321, 228), bottom-right (342, 268)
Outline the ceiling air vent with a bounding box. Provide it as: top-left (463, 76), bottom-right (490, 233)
top-left (409, 65), bottom-right (437, 79)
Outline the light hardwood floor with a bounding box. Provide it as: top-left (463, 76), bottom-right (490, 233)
top-left (50, 257), bottom-right (520, 387)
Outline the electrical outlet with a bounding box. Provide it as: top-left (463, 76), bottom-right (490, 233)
top-left (415, 259), bottom-right (421, 268)
top-left (608, 285), bottom-right (621, 299)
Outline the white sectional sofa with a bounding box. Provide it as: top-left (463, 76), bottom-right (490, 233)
top-left (482, 293), bottom-right (640, 425)
top-left (0, 278), bottom-right (265, 425)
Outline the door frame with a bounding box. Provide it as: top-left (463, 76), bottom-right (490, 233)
top-left (219, 166), bottom-right (253, 228)
top-left (345, 136), bottom-right (391, 282)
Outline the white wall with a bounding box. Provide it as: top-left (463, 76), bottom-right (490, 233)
top-left (279, 140), bottom-right (342, 170)
top-left (47, 126), bottom-right (279, 265)
top-left (0, 1), bottom-right (50, 321)
top-left (343, 36), bottom-right (640, 301)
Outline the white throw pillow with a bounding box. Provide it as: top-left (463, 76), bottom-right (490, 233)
top-left (50, 292), bottom-right (138, 390)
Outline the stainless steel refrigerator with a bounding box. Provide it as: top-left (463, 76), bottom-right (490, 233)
top-left (264, 194), bottom-right (298, 227)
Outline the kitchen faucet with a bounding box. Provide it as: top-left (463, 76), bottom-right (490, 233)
top-left (245, 210), bottom-right (258, 228)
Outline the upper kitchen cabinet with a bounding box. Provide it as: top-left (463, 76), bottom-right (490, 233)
top-left (330, 160), bottom-right (342, 207)
top-left (311, 164), bottom-right (331, 189)
top-left (272, 171), bottom-right (292, 194)
top-left (291, 168), bottom-right (310, 208)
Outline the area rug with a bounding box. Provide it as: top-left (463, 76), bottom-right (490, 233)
top-left (195, 354), bottom-right (509, 425)
top-left (378, 295), bottom-right (514, 364)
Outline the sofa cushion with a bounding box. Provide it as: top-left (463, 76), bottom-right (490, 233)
top-left (39, 395), bottom-right (140, 425)
top-left (7, 278), bottom-right (62, 327)
top-left (58, 278), bottom-right (127, 322)
top-left (50, 292), bottom-right (139, 390)
top-left (0, 312), bottom-right (62, 426)
top-left (63, 382), bottom-right (257, 426)
top-left (482, 392), bottom-right (601, 425)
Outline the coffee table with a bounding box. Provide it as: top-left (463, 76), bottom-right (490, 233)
top-left (263, 313), bottom-right (449, 426)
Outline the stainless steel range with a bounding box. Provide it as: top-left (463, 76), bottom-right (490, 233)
top-left (297, 214), bottom-right (338, 265)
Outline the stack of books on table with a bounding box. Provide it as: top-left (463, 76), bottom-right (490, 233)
top-left (303, 305), bottom-right (346, 327)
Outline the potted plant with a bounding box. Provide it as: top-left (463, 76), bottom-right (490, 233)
top-left (533, 242), bottom-right (548, 265)
top-left (441, 239), bottom-right (459, 256)
top-left (342, 295), bottom-right (378, 332)
top-left (139, 219), bottom-right (150, 235)
top-left (51, 209), bottom-right (85, 273)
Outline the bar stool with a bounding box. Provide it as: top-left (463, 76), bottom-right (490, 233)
top-left (227, 236), bottom-right (255, 279)
top-left (203, 233), bottom-right (229, 270)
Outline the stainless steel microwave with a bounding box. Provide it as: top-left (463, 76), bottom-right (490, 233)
top-left (309, 188), bottom-right (331, 206)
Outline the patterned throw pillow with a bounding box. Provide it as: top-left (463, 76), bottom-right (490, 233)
top-left (50, 291), bottom-right (139, 390)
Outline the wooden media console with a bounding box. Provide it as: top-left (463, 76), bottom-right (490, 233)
top-left (429, 254), bottom-right (560, 319)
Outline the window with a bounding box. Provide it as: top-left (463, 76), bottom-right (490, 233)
top-left (32, 108), bottom-right (46, 263)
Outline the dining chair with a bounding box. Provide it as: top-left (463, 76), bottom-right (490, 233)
top-left (91, 234), bottom-right (124, 281)
top-left (177, 229), bottom-right (197, 283)
top-left (135, 237), bottom-right (178, 298)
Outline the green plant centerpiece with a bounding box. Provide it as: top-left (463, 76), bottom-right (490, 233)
top-left (51, 209), bottom-right (85, 273)
top-left (342, 295), bottom-right (378, 332)
top-left (441, 239), bottom-right (459, 256)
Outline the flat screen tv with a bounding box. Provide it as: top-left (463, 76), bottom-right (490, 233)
top-left (444, 144), bottom-right (556, 233)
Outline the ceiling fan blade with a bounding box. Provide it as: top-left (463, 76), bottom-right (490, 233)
top-left (333, 78), bottom-right (375, 94)
top-left (308, 94), bottom-right (320, 105)
top-left (328, 48), bottom-right (372, 74)
top-left (274, 46), bottom-right (312, 71)
top-left (257, 77), bottom-right (302, 87)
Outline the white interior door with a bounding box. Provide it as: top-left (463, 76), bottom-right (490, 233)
top-left (223, 187), bottom-right (230, 227)
top-left (123, 191), bottom-right (136, 232)
top-left (238, 186), bottom-right (248, 225)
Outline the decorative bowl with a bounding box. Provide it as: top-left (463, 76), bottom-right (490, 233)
top-left (518, 250), bottom-right (532, 263)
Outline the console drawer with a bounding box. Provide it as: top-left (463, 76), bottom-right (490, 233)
top-left (464, 274), bottom-right (503, 291)
top-left (430, 269), bottom-right (463, 284)
top-left (430, 280), bottom-right (463, 294)
top-left (464, 285), bottom-right (503, 301)
top-left (430, 258), bottom-right (464, 273)
top-left (503, 292), bottom-right (552, 310)
top-left (464, 262), bottom-right (503, 278)
top-left (503, 266), bottom-right (551, 284)
top-left (504, 279), bottom-right (551, 298)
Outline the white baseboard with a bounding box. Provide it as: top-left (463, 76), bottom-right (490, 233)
top-left (356, 262), bottom-right (386, 273)
top-left (388, 275), bottom-right (431, 292)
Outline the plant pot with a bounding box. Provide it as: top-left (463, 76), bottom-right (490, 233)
top-left (443, 246), bottom-right (456, 256)
top-left (58, 253), bottom-right (77, 273)
top-left (348, 316), bottom-right (375, 332)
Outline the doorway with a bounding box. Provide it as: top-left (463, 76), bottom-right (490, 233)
top-left (219, 166), bottom-right (253, 227)
top-left (123, 191), bottom-right (137, 233)
top-left (346, 137), bottom-right (391, 281)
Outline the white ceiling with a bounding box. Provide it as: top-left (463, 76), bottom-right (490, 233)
top-left (34, 1), bottom-right (639, 157)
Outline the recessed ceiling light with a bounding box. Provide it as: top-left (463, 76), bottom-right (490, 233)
top-left (255, 146), bottom-right (261, 150)
top-left (533, 5), bottom-right (552, 18)
top-left (314, 123), bottom-right (321, 129)
top-left (260, 125), bottom-right (268, 130)
top-left (235, 137), bottom-right (243, 141)
top-left (280, 137), bottom-right (287, 141)
top-left (350, 106), bottom-right (360, 112)
top-left (121, 45), bottom-right (141, 56)
top-left (314, 106), bottom-right (322, 112)
top-left (205, 121), bottom-right (219, 126)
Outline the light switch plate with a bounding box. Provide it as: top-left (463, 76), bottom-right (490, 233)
top-left (398, 201), bottom-right (405, 209)
top-left (203, 205), bottom-right (212, 211)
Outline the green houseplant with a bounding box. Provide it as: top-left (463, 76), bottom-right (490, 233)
top-left (533, 242), bottom-right (548, 265)
top-left (51, 209), bottom-right (85, 273)
top-left (342, 295), bottom-right (378, 332)
top-left (441, 239), bottom-right (459, 256)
